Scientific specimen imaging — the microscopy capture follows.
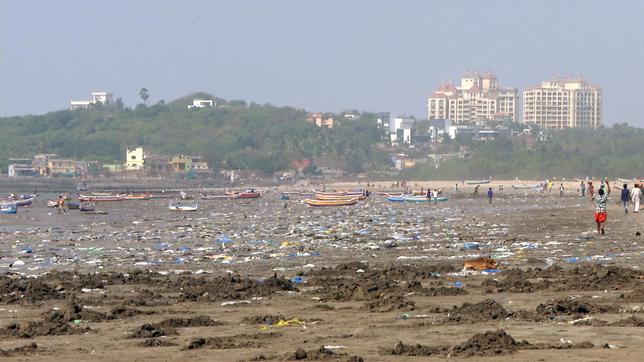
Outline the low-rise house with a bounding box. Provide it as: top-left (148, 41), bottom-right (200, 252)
top-left (46, 159), bottom-right (79, 176)
top-left (190, 156), bottom-right (209, 170)
top-left (144, 154), bottom-right (171, 174)
top-left (7, 158), bottom-right (36, 177)
top-left (125, 147), bottom-right (145, 170)
top-left (169, 155), bottom-right (193, 172)
top-left (429, 119), bottom-right (453, 141)
top-left (33, 154), bottom-right (59, 175)
top-left (306, 112), bottom-right (334, 128)
top-left (70, 91), bottom-right (112, 110)
top-left (188, 99), bottom-right (214, 109)
top-left (103, 163), bottom-right (124, 173)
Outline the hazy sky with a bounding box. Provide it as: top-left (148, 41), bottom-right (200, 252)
top-left (2, 0), bottom-right (643, 125)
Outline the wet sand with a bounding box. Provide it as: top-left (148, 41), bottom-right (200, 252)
top-left (0, 182), bottom-right (642, 361)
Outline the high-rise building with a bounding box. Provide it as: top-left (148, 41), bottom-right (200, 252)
top-left (522, 78), bottom-right (602, 129)
top-left (427, 72), bottom-right (518, 124)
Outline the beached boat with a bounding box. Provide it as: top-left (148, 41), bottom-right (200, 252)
top-left (386, 196), bottom-right (406, 202)
top-left (315, 193), bottom-right (366, 201)
top-left (168, 203), bottom-right (198, 211)
top-left (617, 178), bottom-right (639, 184)
top-left (511, 184), bottom-right (541, 190)
top-left (232, 190), bottom-right (261, 199)
top-left (403, 195), bottom-right (448, 203)
top-left (14, 198), bottom-right (34, 206)
top-left (466, 180), bottom-right (491, 185)
top-left (19, 194), bottom-right (37, 200)
top-left (200, 194), bottom-right (231, 200)
top-left (304, 197), bottom-right (359, 207)
top-left (79, 194), bottom-right (126, 202)
top-left (124, 194), bottom-right (151, 200)
top-left (0, 204), bottom-right (17, 214)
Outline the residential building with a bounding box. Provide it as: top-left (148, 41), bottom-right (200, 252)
top-left (389, 115), bottom-right (415, 145)
top-left (33, 154), bottom-right (59, 175)
top-left (427, 72), bottom-right (518, 124)
top-left (523, 78), bottom-right (602, 129)
top-left (125, 147), bottom-right (145, 170)
top-left (376, 112), bottom-right (391, 131)
top-left (103, 163), bottom-right (124, 173)
top-left (306, 112), bottom-right (334, 128)
top-left (70, 90), bottom-right (112, 110)
top-left (144, 154), bottom-right (171, 174)
top-left (46, 159), bottom-right (79, 176)
top-left (188, 99), bottom-right (214, 109)
top-left (190, 156), bottom-right (209, 170)
top-left (7, 158), bottom-right (36, 177)
top-left (169, 155), bottom-right (193, 172)
top-left (428, 119), bottom-right (453, 141)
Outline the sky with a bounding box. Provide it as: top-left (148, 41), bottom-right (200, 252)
top-left (1, 0), bottom-right (643, 125)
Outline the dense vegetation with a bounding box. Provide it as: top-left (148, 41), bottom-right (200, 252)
top-left (0, 94), bottom-right (390, 175)
top-left (400, 123), bottom-right (644, 180)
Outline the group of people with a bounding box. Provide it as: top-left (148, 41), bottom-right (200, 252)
top-left (619, 183), bottom-right (641, 213)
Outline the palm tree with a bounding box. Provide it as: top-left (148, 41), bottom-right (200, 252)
top-left (139, 87), bottom-right (150, 106)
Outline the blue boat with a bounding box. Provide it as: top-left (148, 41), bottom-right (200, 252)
top-left (0, 204), bottom-right (17, 214)
top-left (386, 196), bottom-right (405, 202)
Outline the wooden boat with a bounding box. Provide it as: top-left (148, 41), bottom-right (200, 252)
top-left (149, 193), bottom-right (175, 199)
top-left (403, 195), bottom-right (448, 203)
top-left (617, 178), bottom-right (639, 184)
top-left (232, 190), bottom-right (261, 199)
top-left (79, 194), bottom-right (126, 202)
top-left (19, 194), bottom-right (37, 200)
top-left (315, 193), bottom-right (366, 201)
top-left (67, 201), bottom-right (80, 209)
top-left (512, 184), bottom-right (540, 190)
top-left (0, 204), bottom-right (17, 214)
top-left (200, 194), bottom-right (231, 200)
top-left (304, 197), bottom-right (359, 207)
top-left (46, 200), bottom-right (58, 208)
top-left (466, 180), bottom-right (490, 185)
top-left (386, 196), bottom-right (406, 202)
top-left (124, 194), bottom-right (151, 200)
top-left (168, 203), bottom-right (198, 211)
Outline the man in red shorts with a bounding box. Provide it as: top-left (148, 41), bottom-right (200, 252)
top-left (593, 179), bottom-right (611, 235)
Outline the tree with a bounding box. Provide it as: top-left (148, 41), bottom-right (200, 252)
top-left (139, 87), bottom-right (150, 106)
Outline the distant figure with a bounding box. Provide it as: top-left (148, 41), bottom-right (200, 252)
top-left (580, 181), bottom-right (586, 197)
top-left (621, 184), bottom-right (630, 213)
top-left (588, 181), bottom-right (595, 199)
top-left (455, 183), bottom-right (458, 192)
top-left (559, 183), bottom-right (564, 197)
top-left (473, 185), bottom-right (480, 196)
top-left (426, 188), bottom-right (431, 201)
top-left (631, 184), bottom-right (641, 213)
top-left (593, 179), bottom-right (611, 235)
top-left (487, 187), bottom-right (493, 204)
top-left (57, 195), bottom-right (67, 214)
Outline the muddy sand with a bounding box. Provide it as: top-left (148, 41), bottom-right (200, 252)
top-left (0, 182), bottom-right (642, 361)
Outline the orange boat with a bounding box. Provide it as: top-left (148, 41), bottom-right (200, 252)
top-left (304, 197), bottom-right (359, 207)
top-left (125, 194), bottom-right (151, 200)
top-left (315, 193), bottom-right (366, 201)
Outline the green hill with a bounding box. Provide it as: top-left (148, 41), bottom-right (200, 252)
top-left (0, 94), bottom-right (390, 175)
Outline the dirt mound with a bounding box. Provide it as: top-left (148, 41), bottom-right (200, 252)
top-left (450, 329), bottom-right (529, 357)
top-left (0, 342), bottom-right (39, 357)
top-left (124, 289), bottom-right (172, 306)
top-left (43, 295), bottom-right (109, 323)
top-left (155, 315), bottom-right (223, 328)
top-left (559, 265), bottom-right (643, 291)
top-left (444, 299), bottom-right (509, 323)
top-left (620, 285), bottom-right (644, 302)
top-left (179, 273), bottom-right (296, 302)
top-left (366, 262), bottom-right (457, 281)
top-left (183, 336), bottom-right (259, 350)
top-left (482, 269), bottom-right (552, 293)
top-left (609, 316), bottom-right (644, 327)
top-left (365, 293), bottom-right (415, 312)
top-left (407, 280), bottom-right (468, 296)
top-left (389, 341), bottom-right (448, 356)
top-left (243, 314), bottom-right (286, 325)
top-left (288, 346), bottom-right (363, 361)
top-left (0, 276), bottom-right (63, 304)
top-left (129, 324), bottom-right (178, 338)
top-left (140, 338), bottom-right (179, 347)
top-left (0, 319), bottom-right (87, 339)
top-left (108, 306), bottom-right (154, 319)
top-left (535, 297), bottom-right (618, 319)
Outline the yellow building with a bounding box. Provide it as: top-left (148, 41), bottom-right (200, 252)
top-left (169, 155), bottom-right (192, 172)
top-left (125, 147), bottom-right (145, 170)
top-left (46, 159), bottom-right (78, 176)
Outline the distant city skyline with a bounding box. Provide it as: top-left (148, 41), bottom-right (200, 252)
top-left (1, 1), bottom-right (643, 126)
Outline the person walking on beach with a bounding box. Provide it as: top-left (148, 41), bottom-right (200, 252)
top-left (593, 179), bottom-right (611, 235)
top-left (487, 187), bottom-right (493, 204)
top-left (588, 181), bottom-right (595, 200)
top-left (621, 184), bottom-right (630, 213)
top-left (473, 185), bottom-right (480, 196)
top-left (57, 195), bottom-right (67, 214)
top-left (559, 183), bottom-right (565, 197)
top-left (631, 184), bottom-right (641, 213)
top-left (580, 181), bottom-right (586, 197)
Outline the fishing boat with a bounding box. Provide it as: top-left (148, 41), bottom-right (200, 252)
top-left (124, 194), bottom-right (151, 200)
top-left (315, 193), bottom-right (366, 201)
top-left (14, 198), bottom-right (34, 207)
top-left (304, 197), bottom-right (359, 207)
top-left (200, 194), bottom-right (231, 200)
top-left (0, 203), bottom-right (17, 214)
top-left (232, 190), bottom-right (261, 199)
top-left (79, 194), bottom-right (126, 202)
top-left (403, 195), bottom-right (449, 203)
top-left (512, 184), bottom-right (541, 190)
top-left (386, 196), bottom-right (406, 202)
top-left (46, 200), bottom-right (58, 208)
top-left (168, 203), bottom-right (198, 211)
top-left (466, 180), bottom-right (491, 185)
top-left (19, 194), bottom-right (37, 200)
top-left (67, 201), bottom-right (80, 209)
top-left (617, 178), bottom-right (639, 184)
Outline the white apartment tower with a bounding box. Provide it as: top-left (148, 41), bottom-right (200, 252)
top-left (523, 78), bottom-right (602, 129)
top-left (427, 72), bottom-right (518, 124)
